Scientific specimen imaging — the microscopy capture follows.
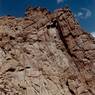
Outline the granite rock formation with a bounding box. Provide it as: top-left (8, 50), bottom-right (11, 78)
top-left (0, 7), bottom-right (95, 95)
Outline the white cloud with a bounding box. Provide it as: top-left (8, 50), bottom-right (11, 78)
top-left (77, 12), bottom-right (83, 17)
top-left (76, 8), bottom-right (92, 19)
top-left (57, 0), bottom-right (64, 4)
top-left (81, 8), bottom-right (92, 18)
top-left (91, 32), bottom-right (95, 37)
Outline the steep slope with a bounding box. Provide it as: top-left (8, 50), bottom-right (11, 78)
top-left (0, 7), bottom-right (95, 95)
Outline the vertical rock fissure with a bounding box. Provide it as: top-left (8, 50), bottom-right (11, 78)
top-left (66, 80), bottom-right (76, 95)
top-left (55, 19), bottom-right (81, 73)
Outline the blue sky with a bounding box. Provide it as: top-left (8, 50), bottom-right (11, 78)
top-left (0, 0), bottom-right (95, 33)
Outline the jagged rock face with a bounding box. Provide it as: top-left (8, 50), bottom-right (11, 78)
top-left (0, 7), bottom-right (95, 95)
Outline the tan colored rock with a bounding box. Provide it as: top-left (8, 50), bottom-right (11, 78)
top-left (0, 7), bottom-right (94, 95)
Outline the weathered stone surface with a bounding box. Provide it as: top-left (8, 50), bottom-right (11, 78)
top-left (0, 7), bottom-right (94, 95)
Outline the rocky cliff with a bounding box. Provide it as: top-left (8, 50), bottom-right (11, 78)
top-left (0, 7), bottom-right (95, 95)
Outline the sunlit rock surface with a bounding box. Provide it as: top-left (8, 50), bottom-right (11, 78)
top-left (0, 7), bottom-right (95, 95)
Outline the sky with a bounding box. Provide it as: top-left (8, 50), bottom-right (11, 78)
top-left (0, 0), bottom-right (95, 34)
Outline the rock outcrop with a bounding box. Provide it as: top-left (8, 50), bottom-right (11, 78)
top-left (0, 7), bottom-right (95, 95)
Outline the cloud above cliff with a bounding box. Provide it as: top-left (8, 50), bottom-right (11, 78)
top-left (91, 32), bottom-right (95, 37)
top-left (57, 0), bottom-right (68, 4)
top-left (57, 0), bottom-right (64, 4)
top-left (76, 8), bottom-right (92, 19)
